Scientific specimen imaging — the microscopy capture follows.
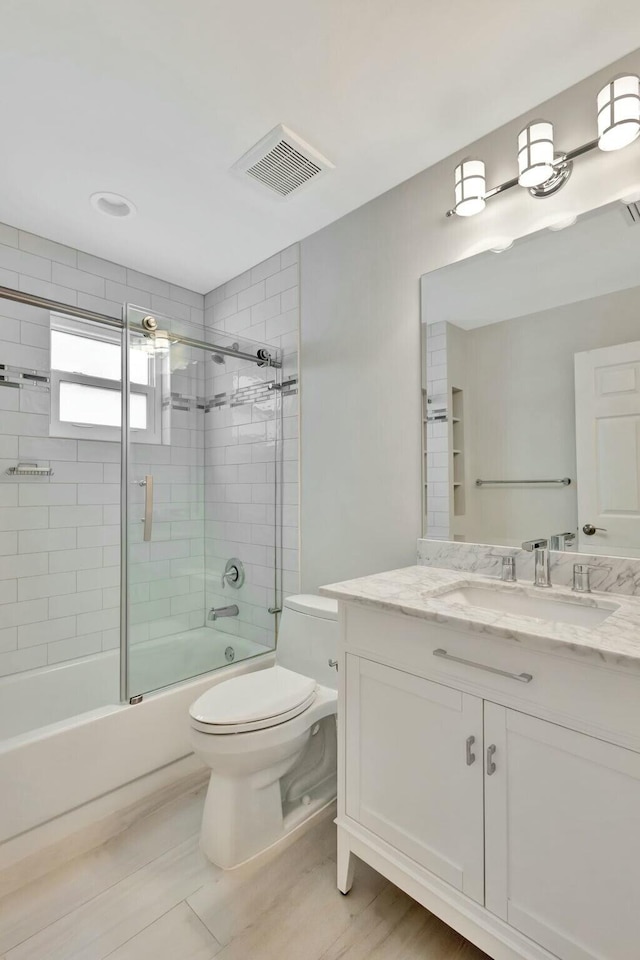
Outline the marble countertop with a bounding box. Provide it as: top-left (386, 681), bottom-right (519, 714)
top-left (320, 565), bottom-right (640, 670)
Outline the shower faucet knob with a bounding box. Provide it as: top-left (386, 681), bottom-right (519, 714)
top-left (221, 557), bottom-right (245, 589)
top-left (222, 565), bottom-right (239, 586)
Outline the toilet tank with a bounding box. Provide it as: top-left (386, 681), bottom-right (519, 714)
top-left (276, 594), bottom-right (338, 689)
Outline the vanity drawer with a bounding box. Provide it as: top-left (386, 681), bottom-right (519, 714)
top-left (341, 602), bottom-right (640, 750)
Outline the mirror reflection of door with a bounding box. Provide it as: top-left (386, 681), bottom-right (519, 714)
top-left (575, 342), bottom-right (640, 556)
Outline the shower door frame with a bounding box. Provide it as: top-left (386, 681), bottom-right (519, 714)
top-left (120, 303), bottom-right (284, 703)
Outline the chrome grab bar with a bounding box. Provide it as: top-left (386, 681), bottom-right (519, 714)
top-left (140, 475), bottom-right (153, 541)
top-left (475, 477), bottom-right (571, 486)
top-left (433, 648), bottom-right (533, 683)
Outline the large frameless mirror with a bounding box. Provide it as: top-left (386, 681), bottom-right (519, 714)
top-left (421, 197), bottom-right (640, 557)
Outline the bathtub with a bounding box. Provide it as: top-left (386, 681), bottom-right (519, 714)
top-left (0, 628), bottom-right (273, 848)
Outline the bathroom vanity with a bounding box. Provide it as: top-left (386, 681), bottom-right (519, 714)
top-left (322, 565), bottom-right (640, 960)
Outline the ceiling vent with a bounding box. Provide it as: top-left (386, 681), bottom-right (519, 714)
top-left (622, 201), bottom-right (640, 225)
top-left (233, 124), bottom-right (334, 198)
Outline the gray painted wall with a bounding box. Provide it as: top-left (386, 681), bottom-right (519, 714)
top-left (299, 48), bottom-right (640, 592)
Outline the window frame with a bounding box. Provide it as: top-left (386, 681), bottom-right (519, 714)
top-left (49, 313), bottom-right (162, 445)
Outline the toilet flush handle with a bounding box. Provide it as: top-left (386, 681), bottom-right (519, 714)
top-left (328, 659), bottom-right (338, 670)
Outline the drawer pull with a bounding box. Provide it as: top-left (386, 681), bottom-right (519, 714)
top-left (433, 648), bottom-right (533, 684)
top-left (466, 735), bottom-right (476, 766)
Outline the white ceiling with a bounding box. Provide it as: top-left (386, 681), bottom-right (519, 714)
top-left (2, 1), bottom-right (640, 293)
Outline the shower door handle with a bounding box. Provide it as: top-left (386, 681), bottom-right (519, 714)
top-left (140, 475), bottom-right (153, 541)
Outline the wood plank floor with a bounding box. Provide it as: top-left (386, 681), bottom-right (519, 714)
top-left (0, 787), bottom-right (488, 960)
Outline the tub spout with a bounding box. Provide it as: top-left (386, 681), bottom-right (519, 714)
top-left (208, 604), bottom-right (239, 621)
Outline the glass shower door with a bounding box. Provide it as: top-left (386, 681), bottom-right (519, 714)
top-left (123, 305), bottom-right (282, 701)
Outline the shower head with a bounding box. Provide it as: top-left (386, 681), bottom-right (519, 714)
top-left (211, 343), bottom-right (240, 365)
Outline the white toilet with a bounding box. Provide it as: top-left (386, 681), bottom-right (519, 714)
top-left (189, 594), bottom-right (338, 868)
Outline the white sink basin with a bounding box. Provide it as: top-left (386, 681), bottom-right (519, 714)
top-left (437, 584), bottom-right (617, 628)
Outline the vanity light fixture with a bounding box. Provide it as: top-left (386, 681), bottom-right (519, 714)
top-left (597, 75), bottom-right (640, 152)
top-left (453, 159), bottom-right (486, 217)
top-left (518, 121), bottom-right (555, 187)
top-left (446, 73), bottom-right (640, 218)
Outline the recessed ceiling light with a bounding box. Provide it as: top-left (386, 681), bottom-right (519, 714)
top-left (90, 192), bottom-right (136, 218)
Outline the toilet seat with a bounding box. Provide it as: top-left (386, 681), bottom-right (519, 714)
top-left (189, 665), bottom-right (318, 735)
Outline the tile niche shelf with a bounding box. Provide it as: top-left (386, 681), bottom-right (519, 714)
top-left (423, 385), bottom-right (466, 541)
top-left (451, 387), bottom-right (465, 537)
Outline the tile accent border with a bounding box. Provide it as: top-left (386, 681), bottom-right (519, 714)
top-left (0, 365), bottom-right (297, 412)
top-left (417, 538), bottom-right (640, 597)
top-left (208, 374), bottom-right (298, 412)
top-left (0, 364), bottom-right (50, 389)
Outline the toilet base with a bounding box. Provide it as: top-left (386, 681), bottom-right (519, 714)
top-left (198, 713), bottom-right (337, 869)
top-left (202, 794), bottom-right (337, 873)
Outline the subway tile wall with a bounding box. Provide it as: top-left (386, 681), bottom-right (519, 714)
top-left (204, 246), bottom-right (300, 645)
top-left (0, 223), bottom-right (300, 679)
top-left (0, 223), bottom-right (205, 678)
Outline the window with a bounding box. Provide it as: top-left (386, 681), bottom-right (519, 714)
top-left (49, 314), bottom-right (161, 443)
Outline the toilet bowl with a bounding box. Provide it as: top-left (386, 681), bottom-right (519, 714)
top-left (189, 594), bottom-right (338, 868)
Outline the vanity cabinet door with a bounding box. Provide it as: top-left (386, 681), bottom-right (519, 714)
top-left (344, 655), bottom-right (484, 903)
top-left (484, 702), bottom-right (640, 960)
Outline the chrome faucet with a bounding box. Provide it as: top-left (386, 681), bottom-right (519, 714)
top-left (521, 538), bottom-right (551, 587)
top-left (572, 564), bottom-right (593, 594)
top-left (573, 562), bottom-right (611, 594)
top-left (488, 553), bottom-right (517, 581)
top-left (500, 556), bottom-right (516, 582)
top-left (549, 531), bottom-right (576, 551)
top-left (208, 604), bottom-right (239, 620)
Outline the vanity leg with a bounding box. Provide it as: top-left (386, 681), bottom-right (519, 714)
top-left (337, 828), bottom-right (354, 894)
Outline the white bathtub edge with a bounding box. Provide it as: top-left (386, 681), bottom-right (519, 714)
top-left (0, 753), bottom-right (208, 898)
top-left (1, 651), bottom-right (276, 845)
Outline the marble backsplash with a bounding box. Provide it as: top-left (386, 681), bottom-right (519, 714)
top-left (417, 539), bottom-right (640, 598)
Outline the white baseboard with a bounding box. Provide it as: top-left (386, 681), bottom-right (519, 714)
top-left (0, 753), bottom-right (208, 898)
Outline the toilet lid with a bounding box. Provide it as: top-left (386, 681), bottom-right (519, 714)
top-left (189, 666), bottom-right (317, 727)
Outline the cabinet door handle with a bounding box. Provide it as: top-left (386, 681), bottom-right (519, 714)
top-left (466, 735), bottom-right (476, 766)
top-left (486, 744), bottom-right (497, 776)
top-left (433, 648), bottom-right (533, 683)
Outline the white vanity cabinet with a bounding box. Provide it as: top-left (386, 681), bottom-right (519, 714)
top-left (484, 704), bottom-right (640, 960)
top-left (345, 657), bottom-right (485, 903)
top-left (336, 601), bottom-right (640, 960)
